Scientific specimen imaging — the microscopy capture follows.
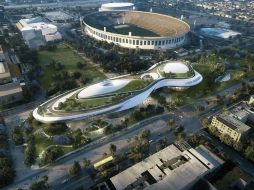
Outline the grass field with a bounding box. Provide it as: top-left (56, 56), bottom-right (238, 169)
top-left (38, 43), bottom-right (106, 90)
top-left (34, 134), bottom-right (52, 157)
top-left (114, 79), bottom-right (151, 93)
top-left (109, 24), bottom-right (159, 37)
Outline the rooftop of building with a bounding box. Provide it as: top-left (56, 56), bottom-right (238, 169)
top-left (201, 27), bottom-right (241, 39)
top-left (216, 113), bottom-right (251, 133)
top-left (101, 2), bottom-right (134, 8)
top-left (0, 82), bottom-right (22, 97)
top-left (16, 16), bottom-right (57, 31)
top-left (0, 62), bottom-right (10, 79)
top-left (229, 105), bottom-right (250, 122)
top-left (109, 144), bottom-right (223, 190)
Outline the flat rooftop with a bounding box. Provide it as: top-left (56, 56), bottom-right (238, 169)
top-left (201, 27), bottom-right (241, 39)
top-left (216, 113), bottom-right (251, 133)
top-left (110, 144), bottom-right (223, 190)
top-left (101, 3), bottom-right (134, 8)
top-left (0, 82), bottom-right (22, 97)
top-left (0, 62), bottom-right (10, 79)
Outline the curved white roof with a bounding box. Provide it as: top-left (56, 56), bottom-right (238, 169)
top-left (161, 61), bottom-right (189, 74)
top-left (101, 2), bottom-right (134, 8)
top-left (140, 73), bottom-right (159, 80)
top-left (78, 79), bottom-right (131, 98)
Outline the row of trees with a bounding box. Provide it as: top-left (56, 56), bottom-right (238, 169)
top-left (0, 127), bottom-right (15, 187)
top-left (68, 34), bottom-right (178, 74)
top-left (207, 123), bottom-right (254, 163)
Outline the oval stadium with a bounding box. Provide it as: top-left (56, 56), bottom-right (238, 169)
top-left (81, 10), bottom-right (190, 50)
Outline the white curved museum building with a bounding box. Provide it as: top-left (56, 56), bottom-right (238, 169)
top-left (33, 61), bottom-right (203, 123)
top-left (81, 10), bottom-right (190, 50)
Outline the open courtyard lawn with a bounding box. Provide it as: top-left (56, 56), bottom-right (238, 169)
top-left (166, 58), bottom-right (248, 106)
top-left (59, 93), bottom-right (130, 111)
top-left (34, 134), bottom-right (52, 157)
top-left (62, 146), bottom-right (74, 154)
top-left (38, 43), bottom-right (106, 91)
top-left (114, 79), bottom-right (152, 93)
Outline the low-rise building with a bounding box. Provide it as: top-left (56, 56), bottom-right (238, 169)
top-left (0, 46), bottom-right (23, 106)
top-left (211, 113), bottom-right (251, 142)
top-left (108, 144), bottom-right (223, 190)
top-left (16, 16), bottom-right (62, 49)
top-left (0, 81), bottom-right (23, 106)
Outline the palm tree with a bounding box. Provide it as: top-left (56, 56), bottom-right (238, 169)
top-left (109, 144), bottom-right (117, 155)
top-left (167, 119), bottom-right (175, 129)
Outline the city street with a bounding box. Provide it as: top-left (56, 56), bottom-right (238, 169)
top-left (3, 75), bottom-right (254, 190)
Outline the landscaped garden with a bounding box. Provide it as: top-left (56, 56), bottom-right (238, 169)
top-left (10, 114), bottom-right (95, 167)
top-left (38, 43), bottom-right (106, 95)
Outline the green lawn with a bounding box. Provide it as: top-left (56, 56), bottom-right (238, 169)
top-left (62, 146), bottom-right (74, 154)
top-left (114, 79), bottom-right (151, 93)
top-left (110, 24), bottom-right (159, 37)
top-left (34, 134), bottom-right (52, 156)
top-left (60, 93), bottom-right (130, 111)
top-left (38, 43), bottom-right (106, 90)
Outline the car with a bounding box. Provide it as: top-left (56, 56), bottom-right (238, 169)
top-left (61, 178), bottom-right (70, 184)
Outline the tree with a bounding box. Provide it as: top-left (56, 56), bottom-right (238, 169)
top-left (245, 146), bottom-right (254, 162)
top-left (139, 130), bottom-right (151, 139)
top-left (24, 135), bottom-right (36, 166)
top-left (69, 161), bottom-right (81, 176)
top-left (11, 126), bottom-right (24, 145)
top-left (42, 175), bottom-right (48, 183)
top-left (72, 71), bottom-right (82, 79)
top-left (202, 118), bottom-right (211, 128)
top-left (233, 142), bottom-right (244, 152)
top-left (76, 62), bottom-right (85, 69)
top-left (208, 125), bottom-right (220, 137)
top-left (109, 144), bottom-right (117, 155)
top-left (82, 158), bottom-right (90, 168)
top-left (29, 180), bottom-right (47, 190)
top-left (156, 139), bottom-right (167, 152)
top-left (176, 131), bottom-right (186, 142)
top-left (40, 146), bottom-right (63, 165)
top-left (0, 157), bottom-right (15, 188)
top-left (72, 129), bottom-right (86, 149)
top-left (219, 134), bottom-right (234, 146)
top-left (167, 119), bottom-right (175, 129)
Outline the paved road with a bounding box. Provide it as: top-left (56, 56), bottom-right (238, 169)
top-left (3, 112), bottom-right (173, 189)
top-left (52, 171), bottom-right (94, 190)
top-left (199, 130), bottom-right (254, 177)
top-left (0, 100), bottom-right (43, 117)
top-left (51, 113), bottom-right (201, 189)
top-left (4, 76), bottom-right (254, 189)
